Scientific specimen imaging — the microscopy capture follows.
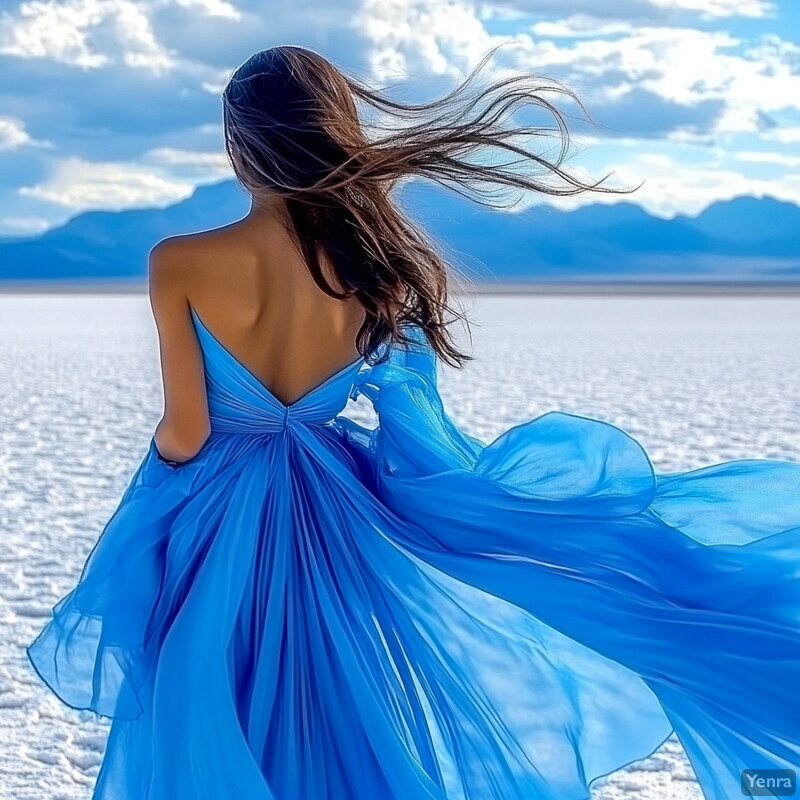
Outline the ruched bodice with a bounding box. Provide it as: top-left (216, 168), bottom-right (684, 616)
top-left (190, 306), bottom-right (366, 433)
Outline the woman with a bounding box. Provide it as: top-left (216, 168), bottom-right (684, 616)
top-left (27, 46), bottom-right (800, 800)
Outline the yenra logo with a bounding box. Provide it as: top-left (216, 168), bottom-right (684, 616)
top-left (741, 769), bottom-right (796, 797)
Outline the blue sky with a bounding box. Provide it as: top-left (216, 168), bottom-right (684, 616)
top-left (0, 0), bottom-right (798, 236)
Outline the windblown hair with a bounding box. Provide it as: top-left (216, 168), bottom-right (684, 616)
top-left (222, 45), bottom-right (640, 367)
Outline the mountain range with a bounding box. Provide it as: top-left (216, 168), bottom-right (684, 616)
top-left (0, 179), bottom-right (798, 286)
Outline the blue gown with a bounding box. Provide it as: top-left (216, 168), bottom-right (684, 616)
top-left (27, 306), bottom-right (800, 800)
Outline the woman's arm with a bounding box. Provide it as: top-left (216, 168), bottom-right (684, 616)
top-left (148, 238), bottom-right (211, 464)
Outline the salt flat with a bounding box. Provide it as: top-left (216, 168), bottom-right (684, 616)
top-left (1, 293), bottom-right (797, 800)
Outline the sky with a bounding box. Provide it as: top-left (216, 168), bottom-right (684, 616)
top-left (0, 0), bottom-right (798, 237)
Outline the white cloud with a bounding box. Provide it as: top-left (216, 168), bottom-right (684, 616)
top-left (195, 122), bottom-right (223, 136)
top-left (112, 1), bottom-right (176, 71)
top-left (170, 0), bottom-right (241, 20)
top-left (0, 0), bottom-right (106, 68)
top-left (731, 150), bottom-right (800, 168)
top-left (762, 127), bottom-right (800, 145)
top-left (0, 215), bottom-right (52, 234)
top-left (144, 146), bottom-right (231, 173)
top-left (0, 0), bottom-right (176, 72)
top-left (530, 16), bottom-right (637, 38)
top-left (200, 66), bottom-right (236, 94)
top-left (0, 115), bottom-right (52, 149)
top-left (538, 150), bottom-right (800, 217)
top-left (648, 0), bottom-right (774, 18)
top-left (19, 155), bottom-right (195, 208)
top-left (487, 0), bottom-right (775, 21)
top-left (529, 1), bottom-right (776, 37)
top-left (357, 0), bottom-right (499, 79)
top-left (560, 25), bottom-right (800, 137)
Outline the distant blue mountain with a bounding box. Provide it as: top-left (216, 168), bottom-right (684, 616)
top-left (0, 179), bottom-right (798, 285)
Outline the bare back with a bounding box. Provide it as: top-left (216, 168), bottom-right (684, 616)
top-left (173, 204), bottom-right (367, 408)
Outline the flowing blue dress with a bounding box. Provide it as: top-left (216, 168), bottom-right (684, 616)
top-left (27, 307), bottom-right (800, 800)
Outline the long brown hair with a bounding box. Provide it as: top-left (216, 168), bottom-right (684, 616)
top-left (222, 45), bottom-right (640, 367)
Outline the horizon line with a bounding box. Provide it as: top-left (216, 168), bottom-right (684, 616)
top-left (2, 280), bottom-right (799, 297)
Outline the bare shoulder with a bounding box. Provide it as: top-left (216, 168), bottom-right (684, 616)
top-left (149, 232), bottom-right (203, 278)
top-left (148, 228), bottom-right (233, 294)
top-left (151, 223), bottom-right (256, 269)
top-left (147, 234), bottom-right (214, 314)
